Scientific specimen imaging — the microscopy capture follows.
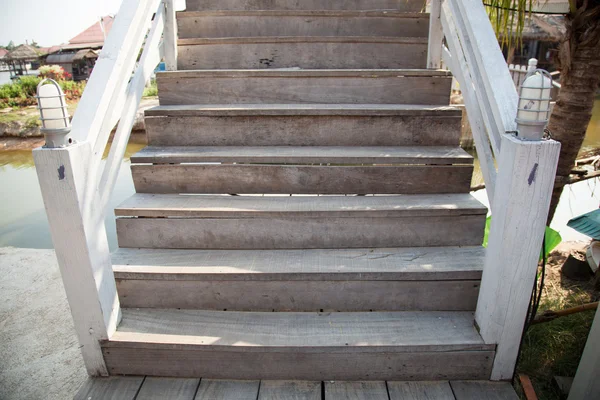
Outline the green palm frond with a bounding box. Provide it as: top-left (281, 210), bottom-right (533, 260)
top-left (484, 0), bottom-right (537, 50)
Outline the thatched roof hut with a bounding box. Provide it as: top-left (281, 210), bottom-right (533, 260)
top-left (5, 44), bottom-right (41, 62)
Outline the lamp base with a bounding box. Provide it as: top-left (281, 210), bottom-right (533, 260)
top-left (516, 119), bottom-right (547, 141)
top-left (42, 127), bottom-right (72, 148)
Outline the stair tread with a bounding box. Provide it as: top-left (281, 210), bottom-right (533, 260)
top-left (106, 309), bottom-right (493, 352)
top-left (157, 68), bottom-right (452, 78)
top-left (178, 36), bottom-right (429, 45)
top-left (178, 10), bottom-right (428, 17)
top-left (115, 193), bottom-right (488, 218)
top-left (130, 146), bottom-right (473, 164)
top-left (112, 246), bottom-right (485, 281)
top-left (145, 103), bottom-right (462, 117)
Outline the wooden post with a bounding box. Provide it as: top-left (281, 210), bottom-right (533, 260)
top-left (568, 305), bottom-right (600, 399)
top-left (163, 0), bottom-right (178, 71)
top-left (33, 142), bottom-right (121, 376)
top-left (475, 134), bottom-right (561, 380)
top-left (427, 0), bottom-right (443, 69)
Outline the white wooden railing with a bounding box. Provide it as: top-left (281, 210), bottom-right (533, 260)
top-left (429, 0), bottom-right (561, 381)
top-left (32, 0), bottom-right (177, 376)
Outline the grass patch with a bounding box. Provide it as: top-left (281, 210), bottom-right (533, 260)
top-left (515, 245), bottom-right (598, 399)
top-left (143, 79), bottom-right (158, 97)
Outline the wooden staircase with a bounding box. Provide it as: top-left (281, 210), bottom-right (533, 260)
top-left (105, 0), bottom-right (493, 380)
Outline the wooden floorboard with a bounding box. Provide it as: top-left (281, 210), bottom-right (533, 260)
top-left (388, 381), bottom-right (455, 399)
top-left (258, 381), bottom-right (321, 400)
top-left (73, 376), bottom-right (144, 400)
top-left (73, 378), bottom-right (520, 399)
top-left (325, 381), bottom-right (389, 399)
top-left (135, 377), bottom-right (199, 400)
top-left (195, 379), bottom-right (259, 400)
top-left (450, 381), bottom-right (520, 400)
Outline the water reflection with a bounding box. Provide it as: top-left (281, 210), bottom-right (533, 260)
top-left (0, 136), bottom-right (146, 249)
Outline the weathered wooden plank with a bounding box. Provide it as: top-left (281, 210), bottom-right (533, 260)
top-left (73, 376), bottom-right (144, 400)
top-left (103, 348), bottom-right (494, 380)
top-left (450, 381), bottom-right (519, 399)
top-left (258, 381), bottom-right (321, 400)
top-left (116, 279), bottom-right (480, 311)
top-left (115, 193), bottom-right (487, 218)
top-left (111, 246), bottom-right (485, 281)
top-left (156, 70), bottom-right (452, 105)
top-left (144, 104), bottom-right (462, 117)
top-left (177, 11), bottom-right (429, 38)
top-left (195, 380), bottom-right (259, 400)
top-left (388, 381), bottom-right (454, 399)
top-left (105, 309), bottom-right (491, 351)
top-left (131, 146), bottom-right (473, 165)
top-left (114, 194), bottom-right (487, 218)
top-left (475, 135), bottom-right (561, 380)
top-left (177, 37), bottom-right (427, 69)
top-left (185, 0), bottom-right (424, 11)
top-left (116, 215), bottom-right (486, 249)
top-left (136, 377), bottom-right (199, 400)
top-left (144, 112), bottom-right (462, 147)
top-left (325, 381), bottom-right (388, 399)
top-left (131, 164), bottom-right (473, 194)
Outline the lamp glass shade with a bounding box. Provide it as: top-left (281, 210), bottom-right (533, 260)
top-left (37, 82), bottom-right (70, 130)
top-left (517, 73), bottom-right (552, 122)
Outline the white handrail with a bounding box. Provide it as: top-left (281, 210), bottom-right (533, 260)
top-left (98, 4), bottom-right (166, 213)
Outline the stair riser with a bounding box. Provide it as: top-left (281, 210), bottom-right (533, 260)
top-left (116, 215), bottom-right (486, 249)
top-left (145, 115), bottom-right (462, 147)
top-left (177, 15), bottom-right (428, 38)
top-left (178, 41), bottom-right (427, 69)
top-left (116, 279), bottom-right (481, 311)
top-left (185, 0), bottom-right (424, 11)
top-left (156, 74), bottom-right (452, 105)
top-left (103, 348), bottom-right (494, 380)
top-left (131, 165), bottom-right (473, 194)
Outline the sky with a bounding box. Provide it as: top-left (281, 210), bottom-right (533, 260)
top-left (0, 0), bottom-right (185, 48)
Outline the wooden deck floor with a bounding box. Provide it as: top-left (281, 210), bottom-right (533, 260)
top-left (74, 377), bottom-right (519, 399)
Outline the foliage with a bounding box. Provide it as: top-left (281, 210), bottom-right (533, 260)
top-left (143, 79), bottom-right (158, 97)
top-left (484, 0), bottom-right (535, 50)
top-left (0, 69), bottom-right (85, 108)
top-left (482, 216), bottom-right (562, 259)
top-left (39, 65), bottom-right (72, 81)
top-left (6, 40), bottom-right (15, 51)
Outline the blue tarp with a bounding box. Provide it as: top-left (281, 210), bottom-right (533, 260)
top-left (567, 209), bottom-right (600, 240)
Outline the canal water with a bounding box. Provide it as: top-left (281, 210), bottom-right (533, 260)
top-left (0, 101), bottom-right (599, 249)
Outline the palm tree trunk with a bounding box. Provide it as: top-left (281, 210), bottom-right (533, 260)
top-left (546, 3), bottom-right (600, 224)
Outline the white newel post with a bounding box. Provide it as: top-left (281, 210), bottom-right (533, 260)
top-left (475, 134), bottom-right (561, 380)
top-left (33, 142), bottom-right (121, 376)
top-left (163, 0), bottom-right (178, 71)
top-left (568, 305), bottom-right (600, 399)
top-left (427, 0), bottom-right (443, 69)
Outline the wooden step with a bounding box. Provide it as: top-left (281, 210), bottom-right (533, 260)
top-left (102, 309), bottom-right (495, 380)
top-left (177, 11), bottom-right (429, 39)
top-left (185, 0), bottom-right (424, 12)
top-left (156, 69), bottom-right (453, 105)
top-left (144, 104), bottom-right (463, 147)
top-left (115, 194), bottom-right (487, 249)
top-left (131, 146), bottom-right (473, 165)
top-left (112, 246), bottom-right (484, 311)
top-left (178, 37), bottom-right (427, 69)
top-left (130, 164), bottom-right (473, 195)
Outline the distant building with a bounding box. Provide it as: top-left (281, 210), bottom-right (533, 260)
top-left (46, 16), bottom-right (114, 81)
top-left (0, 48), bottom-right (8, 71)
top-left (4, 44), bottom-right (42, 78)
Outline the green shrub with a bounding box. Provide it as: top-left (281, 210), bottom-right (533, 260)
top-left (18, 76), bottom-right (42, 97)
top-left (143, 80), bottom-right (158, 97)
